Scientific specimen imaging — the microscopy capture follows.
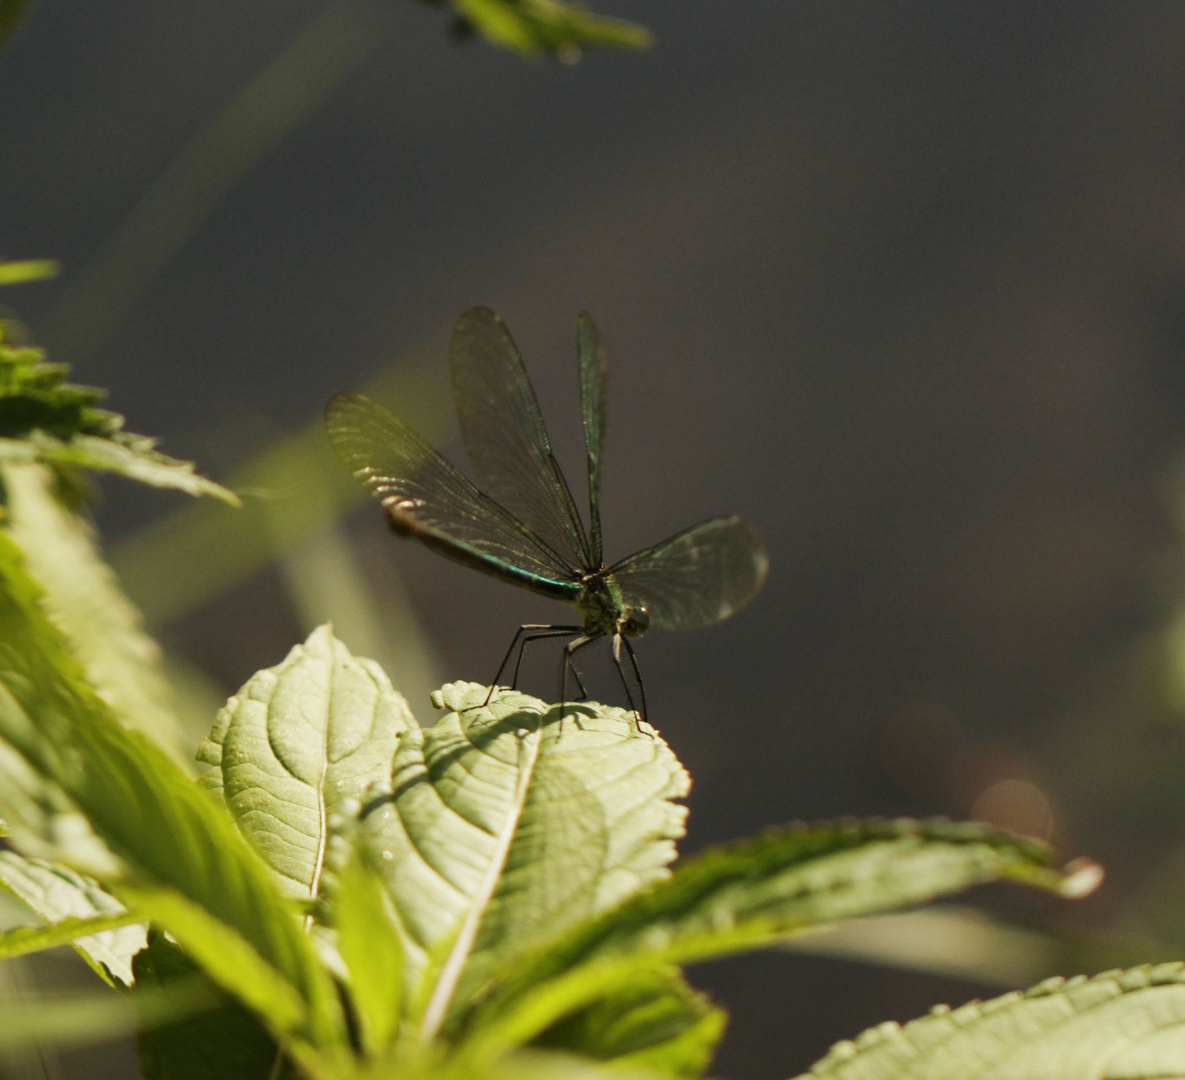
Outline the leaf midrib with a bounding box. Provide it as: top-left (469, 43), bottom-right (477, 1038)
top-left (417, 725), bottom-right (542, 1044)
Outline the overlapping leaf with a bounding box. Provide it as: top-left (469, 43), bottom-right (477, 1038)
top-left (799, 963), bottom-right (1185, 1080)
top-left (0, 849), bottom-right (145, 984)
top-left (355, 681), bottom-right (689, 1040)
top-left (197, 624), bottom-right (413, 901)
top-left (2, 464), bottom-right (183, 754)
top-left (0, 532), bottom-right (343, 1047)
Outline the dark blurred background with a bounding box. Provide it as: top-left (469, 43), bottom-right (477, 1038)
top-left (5, 2), bottom-right (1185, 1077)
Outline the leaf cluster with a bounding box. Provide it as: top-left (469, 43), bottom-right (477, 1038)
top-left (0, 335), bottom-right (1177, 1080)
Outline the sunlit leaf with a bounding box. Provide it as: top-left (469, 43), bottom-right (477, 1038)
top-left (358, 682), bottom-right (689, 1042)
top-left (0, 320), bottom-right (237, 503)
top-left (0, 532), bottom-right (343, 1046)
top-left (197, 624), bottom-right (412, 900)
top-left (798, 963), bottom-right (1185, 1080)
top-left (464, 819), bottom-right (1099, 1057)
top-left (2, 464), bottom-right (184, 755)
top-left (333, 847), bottom-right (406, 1055)
top-left (0, 850), bottom-right (145, 984)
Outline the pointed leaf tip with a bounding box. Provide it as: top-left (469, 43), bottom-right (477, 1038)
top-left (1058, 856), bottom-right (1104, 899)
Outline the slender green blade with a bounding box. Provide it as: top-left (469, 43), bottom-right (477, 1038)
top-left (325, 392), bottom-right (579, 600)
top-left (532, 965), bottom-right (725, 1078)
top-left (449, 307), bottom-right (591, 571)
top-left (612, 516), bottom-right (768, 631)
top-left (462, 819), bottom-right (1097, 1057)
top-left (0, 851), bottom-right (145, 984)
top-left (2, 465), bottom-right (185, 758)
top-left (333, 848), bottom-right (405, 1055)
top-left (577, 312), bottom-right (607, 568)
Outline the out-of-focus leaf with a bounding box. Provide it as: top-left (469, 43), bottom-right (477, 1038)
top-left (115, 884), bottom-right (310, 1039)
top-left (531, 965), bottom-right (725, 1078)
top-left (197, 624), bottom-right (412, 900)
top-left (0, 260), bottom-right (58, 286)
top-left (464, 819), bottom-right (1100, 1057)
top-left (0, 980), bottom-right (221, 1053)
top-left (442, 0), bottom-right (650, 57)
top-left (797, 963), bottom-right (1185, 1080)
top-left (0, 321), bottom-right (237, 503)
top-left (134, 931), bottom-right (283, 1080)
top-left (0, 431), bottom-right (238, 502)
top-left (41, 0), bottom-right (391, 367)
top-left (109, 352), bottom-right (447, 626)
top-left (359, 682), bottom-right (689, 1042)
top-left (2, 464), bottom-right (184, 755)
top-left (0, 850), bottom-right (145, 984)
top-left (333, 847), bottom-right (405, 1055)
top-left (0, 0), bottom-right (34, 52)
top-left (0, 532), bottom-right (344, 1046)
top-left (0, 912), bottom-right (142, 961)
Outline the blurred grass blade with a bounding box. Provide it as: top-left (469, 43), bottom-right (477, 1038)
top-left (0, 260), bottom-right (58, 286)
top-left (0, 850), bottom-right (146, 984)
top-left (0, 980), bottom-right (221, 1053)
top-left (115, 884), bottom-right (311, 1039)
top-left (0, 912), bottom-right (143, 961)
top-left (42, 0), bottom-right (391, 365)
top-left (109, 352), bottom-right (448, 626)
top-left (279, 523), bottom-right (445, 715)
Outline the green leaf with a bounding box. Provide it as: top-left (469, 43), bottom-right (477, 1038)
top-left (0, 430), bottom-right (239, 503)
top-left (531, 965), bottom-right (725, 1078)
top-left (133, 930), bottom-right (283, 1080)
top-left (197, 624), bottom-right (413, 900)
top-left (446, 0), bottom-right (651, 57)
top-left (358, 682), bottom-right (689, 1042)
top-left (0, 260), bottom-right (59, 286)
top-left (333, 846), bottom-right (406, 1055)
top-left (0, 911), bottom-right (142, 960)
top-left (464, 819), bottom-right (1098, 1057)
top-left (798, 962), bottom-right (1185, 1080)
top-left (0, 532), bottom-right (344, 1046)
top-left (0, 320), bottom-right (237, 503)
top-left (0, 980), bottom-right (222, 1054)
top-left (0, 850), bottom-right (146, 984)
top-left (2, 464), bottom-right (184, 755)
top-left (116, 884), bottom-right (310, 1038)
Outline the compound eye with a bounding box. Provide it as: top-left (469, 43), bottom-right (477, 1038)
top-left (625, 606), bottom-right (650, 636)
